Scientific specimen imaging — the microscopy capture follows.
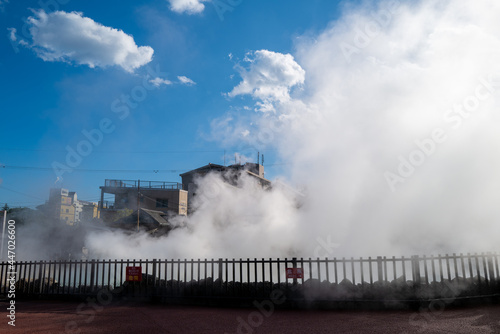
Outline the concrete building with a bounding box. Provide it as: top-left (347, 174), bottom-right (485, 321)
top-left (180, 162), bottom-right (271, 212)
top-left (98, 179), bottom-right (188, 221)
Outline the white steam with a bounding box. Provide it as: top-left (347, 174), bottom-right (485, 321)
top-left (86, 173), bottom-right (301, 259)
top-left (86, 0), bottom-right (500, 260)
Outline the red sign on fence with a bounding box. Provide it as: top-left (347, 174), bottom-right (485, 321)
top-left (286, 268), bottom-right (304, 279)
top-left (126, 266), bottom-right (142, 282)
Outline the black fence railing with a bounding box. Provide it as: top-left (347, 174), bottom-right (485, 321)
top-left (1, 253), bottom-right (499, 307)
top-left (104, 179), bottom-right (183, 190)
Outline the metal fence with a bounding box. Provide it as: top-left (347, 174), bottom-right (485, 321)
top-left (1, 252), bottom-right (499, 300)
top-left (104, 179), bottom-right (183, 190)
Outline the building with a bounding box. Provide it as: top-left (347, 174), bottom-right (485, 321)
top-left (111, 208), bottom-right (175, 235)
top-left (44, 188), bottom-right (100, 225)
top-left (47, 188), bottom-right (79, 225)
top-left (180, 162), bottom-right (271, 211)
top-left (79, 201), bottom-right (100, 222)
top-left (98, 179), bottom-right (188, 221)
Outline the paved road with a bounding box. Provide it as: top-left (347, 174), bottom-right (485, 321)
top-left (1, 300), bottom-right (500, 333)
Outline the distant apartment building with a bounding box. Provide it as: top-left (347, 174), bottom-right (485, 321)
top-left (47, 188), bottom-right (79, 225)
top-left (98, 179), bottom-right (188, 220)
top-left (46, 188), bottom-right (99, 225)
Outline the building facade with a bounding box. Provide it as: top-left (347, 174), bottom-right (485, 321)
top-left (47, 188), bottom-right (79, 225)
top-left (99, 179), bottom-right (188, 221)
top-left (180, 162), bottom-right (271, 212)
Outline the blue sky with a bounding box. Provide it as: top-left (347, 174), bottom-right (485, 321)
top-left (0, 0), bottom-right (345, 207)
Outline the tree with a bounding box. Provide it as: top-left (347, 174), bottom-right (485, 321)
top-left (2, 203), bottom-right (8, 211)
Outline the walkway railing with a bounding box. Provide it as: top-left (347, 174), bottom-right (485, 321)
top-left (103, 179), bottom-right (183, 190)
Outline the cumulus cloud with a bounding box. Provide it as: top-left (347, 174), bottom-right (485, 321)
top-left (26, 10), bottom-right (154, 72)
top-left (149, 77), bottom-right (173, 87)
top-left (177, 75), bottom-right (196, 85)
top-left (228, 50), bottom-right (305, 111)
top-left (168, 0), bottom-right (208, 14)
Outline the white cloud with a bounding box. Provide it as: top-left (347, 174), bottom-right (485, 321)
top-left (177, 75), bottom-right (196, 85)
top-left (149, 77), bottom-right (172, 87)
top-left (27, 10), bottom-right (154, 72)
top-left (7, 27), bottom-right (16, 41)
top-left (7, 27), bottom-right (29, 46)
top-left (168, 0), bottom-right (208, 14)
top-left (228, 50), bottom-right (305, 109)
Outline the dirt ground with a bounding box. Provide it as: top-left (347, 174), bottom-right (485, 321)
top-left (1, 300), bottom-right (500, 333)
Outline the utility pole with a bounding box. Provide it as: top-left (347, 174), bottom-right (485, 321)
top-left (1, 210), bottom-right (6, 260)
top-left (137, 180), bottom-right (140, 232)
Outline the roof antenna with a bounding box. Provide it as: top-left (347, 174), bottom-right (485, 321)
top-left (261, 154), bottom-right (264, 165)
top-left (257, 152), bottom-right (260, 165)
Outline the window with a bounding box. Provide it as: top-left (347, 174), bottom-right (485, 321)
top-left (66, 209), bottom-right (69, 213)
top-left (156, 198), bottom-right (168, 208)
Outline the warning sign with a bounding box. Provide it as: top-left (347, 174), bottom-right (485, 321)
top-left (126, 266), bottom-right (142, 282)
top-left (286, 268), bottom-right (304, 279)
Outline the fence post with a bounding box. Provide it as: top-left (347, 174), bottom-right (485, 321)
top-left (486, 252), bottom-right (495, 289)
top-left (38, 261), bottom-right (45, 295)
top-left (218, 258), bottom-right (223, 290)
top-left (90, 260), bottom-right (96, 292)
top-left (377, 256), bottom-right (383, 283)
top-left (411, 255), bottom-right (421, 286)
top-left (152, 259), bottom-right (157, 288)
top-left (292, 257), bottom-right (297, 286)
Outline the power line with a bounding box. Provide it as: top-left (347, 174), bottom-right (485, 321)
top-left (0, 148), bottom-right (227, 154)
top-left (1, 165), bottom-right (188, 173)
top-left (0, 163), bottom-right (286, 174)
top-left (0, 185), bottom-right (46, 201)
top-left (0, 148), bottom-right (280, 154)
